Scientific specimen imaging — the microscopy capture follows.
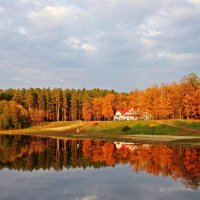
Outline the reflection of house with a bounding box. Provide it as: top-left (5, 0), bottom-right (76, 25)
top-left (113, 109), bottom-right (152, 121)
top-left (114, 142), bottom-right (150, 151)
top-left (114, 142), bottom-right (138, 151)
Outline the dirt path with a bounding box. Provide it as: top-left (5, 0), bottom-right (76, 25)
top-left (158, 121), bottom-right (200, 134)
top-left (44, 125), bottom-right (78, 131)
top-left (44, 122), bottom-right (84, 131)
top-left (43, 121), bottom-right (92, 132)
top-left (79, 122), bottom-right (93, 130)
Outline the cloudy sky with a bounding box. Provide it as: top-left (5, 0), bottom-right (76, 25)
top-left (0, 0), bottom-right (200, 91)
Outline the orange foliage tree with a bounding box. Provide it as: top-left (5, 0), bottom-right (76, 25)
top-left (102, 93), bottom-right (116, 120)
top-left (92, 97), bottom-right (103, 120)
top-left (82, 100), bottom-right (93, 121)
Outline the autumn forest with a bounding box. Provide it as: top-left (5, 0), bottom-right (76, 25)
top-left (0, 73), bottom-right (200, 130)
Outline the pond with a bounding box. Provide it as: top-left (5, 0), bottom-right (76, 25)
top-left (0, 135), bottom-right (199, 200)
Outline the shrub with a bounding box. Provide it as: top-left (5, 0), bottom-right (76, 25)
top-left (122, 125), bottom-right (131, 132)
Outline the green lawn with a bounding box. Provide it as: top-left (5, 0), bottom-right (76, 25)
top-left (164, 120), bottom-right (200, 130)
top-left (85, 121), bottom-right (180, 135)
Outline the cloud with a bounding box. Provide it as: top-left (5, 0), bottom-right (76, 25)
top-left (20, 67), bottom-right (42, 74)
top-left (159, 185), bottom-right (191, 193)
top-left (17, 27), bottom-right (28, 35)
top-left (138, 29), bottom-right (161, 38)
top-left (136, 11), bottom-right (166, 38)
top-left (80, 43), bottom-right (96, 53)
top-left (0, 0), bottom-right (199, 91)
top-left (20, 0), bottom-right (30, 3)
top-left (12, 77), bottom-right (30, 83)
top-left (0, 6), bottom-right (5, 14)
top-left (106, 0), bottom-right (154, 7)
top-left (157, 52), bottom-right (200, 62)
top-left (187, 0), bottom-right (200, 6)
top-left (66, 36), bottom-right (97, 54)
top-left (75, 195), bottom-right (96, 200)
top-left (67, 36), bottom-right (81, 49)
top-left (140, 38), bottom-right (156, 47)
top-left (29, 5), bottom-right (86, 28)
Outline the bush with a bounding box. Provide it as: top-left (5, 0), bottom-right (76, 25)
top-left (122, 125), bottom-right (131, 132)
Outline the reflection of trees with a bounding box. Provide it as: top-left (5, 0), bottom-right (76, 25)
top-left (83, 140), bottom-right (200, 190)
top-left (0, 135), bottom-right (107, 171)
top-left (0, 135), bottom-right (199, 189)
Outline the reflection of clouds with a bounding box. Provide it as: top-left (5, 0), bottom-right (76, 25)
top-left (159, 185), bottom-right (191, 193)
top-left (0, 165), bottom-right (199, 200)
top-left (0, 136), bottom-right (199, 200)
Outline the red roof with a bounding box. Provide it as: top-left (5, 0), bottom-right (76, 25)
top-left (117, 109), bottom-right (134, 116)
top-left (119, 109), bottom-right (129, 115)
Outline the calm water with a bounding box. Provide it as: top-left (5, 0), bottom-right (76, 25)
top-left (0, 135), bottom-right (199, 200)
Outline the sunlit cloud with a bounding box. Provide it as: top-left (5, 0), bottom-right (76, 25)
top-left (29, 5), bottom-right (86, 28)
top-left (140, 38), bottom-right (156, 47)
top-left (66, 36), bottom-right (97, 54)
top-left (75, 195), bottom-right (96, 200)
top-left (187, 0), bottom-right (200, 6)
top-left (80, 43), bottom-right (96, 54)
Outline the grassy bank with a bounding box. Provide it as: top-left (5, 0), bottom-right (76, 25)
top-left (0, 120), bottom-right (200, 147)
top-left (162, 119), bottom-right (200, 130)
top-left (85, 121), bottom-right (180, 135)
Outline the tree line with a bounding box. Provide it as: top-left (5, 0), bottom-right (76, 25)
top-left (0, 73), bottom-right (200, 129)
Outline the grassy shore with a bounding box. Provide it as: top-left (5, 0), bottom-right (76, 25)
top-left (161, 119), bottom-right (200, 130)
top-left (0, 120), bottom-right (200, 147)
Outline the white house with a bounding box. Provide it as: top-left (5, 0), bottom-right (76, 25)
top-left (113, 109), bottom-right (139, 121)
top-left (113, 109), bottom-right (152, 121)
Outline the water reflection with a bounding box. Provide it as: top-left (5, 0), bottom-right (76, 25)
top-left (0, 135), bottom-right (199, 190)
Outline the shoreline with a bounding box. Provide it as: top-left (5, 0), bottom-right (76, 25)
top-left (0, 120), bottom-right (200, 148)
top-left (1, 130), bottom-right (200, 148)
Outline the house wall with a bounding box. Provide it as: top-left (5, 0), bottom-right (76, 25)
top-left (113, 110), bottom-right (152, 121)
top-left (114, 116), bottom-right (138, 121)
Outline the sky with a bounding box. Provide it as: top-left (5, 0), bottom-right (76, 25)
top-left (0, 0), bottom-right (200, 92)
